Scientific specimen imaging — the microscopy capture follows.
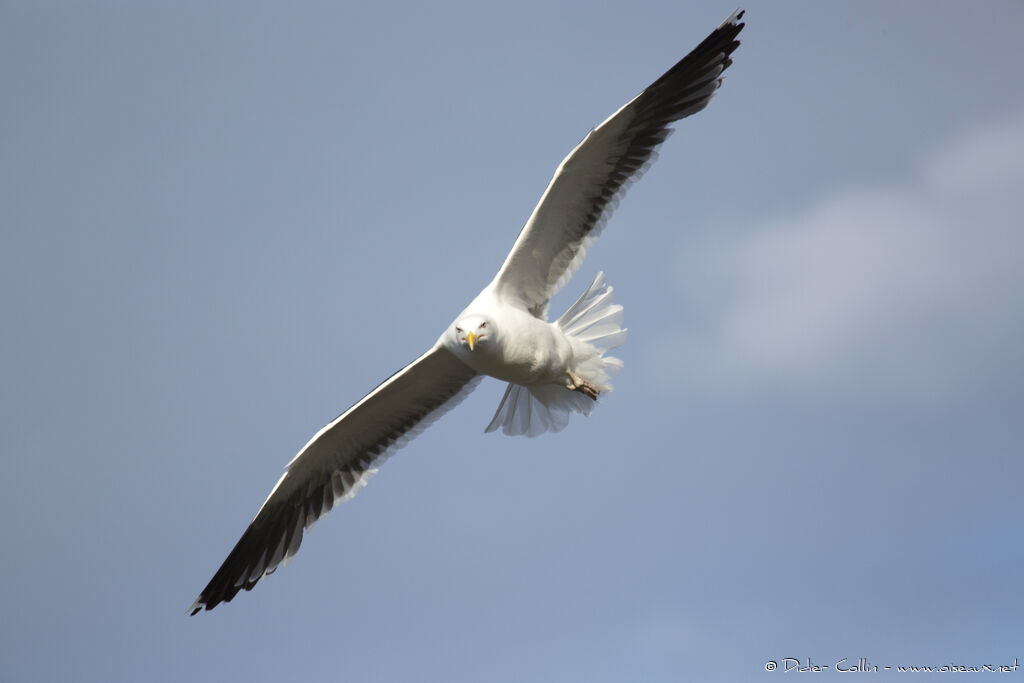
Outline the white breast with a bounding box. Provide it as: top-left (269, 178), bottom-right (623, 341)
top-left (445, 303), bottom-right (574, 386)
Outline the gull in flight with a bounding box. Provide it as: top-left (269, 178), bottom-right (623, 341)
top-left (190, 10), bottom-right (744, 614)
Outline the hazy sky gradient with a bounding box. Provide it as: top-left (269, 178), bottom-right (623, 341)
top-left (3, 2), bottom-right (1022, 681)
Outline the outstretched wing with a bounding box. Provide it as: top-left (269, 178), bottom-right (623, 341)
top-left (490, 10), bottom-right (744, 314)
top-left (189, 345), bottom-right (480, 614)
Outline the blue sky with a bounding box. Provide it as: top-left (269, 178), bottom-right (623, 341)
top-left (2, 1), bottom-right (1022, 681)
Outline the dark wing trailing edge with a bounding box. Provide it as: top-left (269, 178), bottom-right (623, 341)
top-left (490, 10), bottom-right (745, 315)
top-left (188, 346), bottom-right (480, 614)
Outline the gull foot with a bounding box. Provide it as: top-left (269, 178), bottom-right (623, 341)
top-left (567, 372), bottom-right (600, 401)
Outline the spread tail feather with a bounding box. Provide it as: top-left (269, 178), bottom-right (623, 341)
top-left (486, 272), bottom-right (626, 437)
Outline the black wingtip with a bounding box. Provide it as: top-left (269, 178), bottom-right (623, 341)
top-left (716, 9), bottom-right (745, 45)
top-left (187, 594), bottom-right (213, 616)
top-left (187, 578), bottom-right (248, 615)
top-left (187, 588), bottom-right (238, 615)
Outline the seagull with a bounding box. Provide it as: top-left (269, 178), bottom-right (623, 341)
top-left (189, 10), bottom-right (744, 614)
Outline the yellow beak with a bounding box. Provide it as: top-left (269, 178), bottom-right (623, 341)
top-left (466, 331), bottom-right (478, 351)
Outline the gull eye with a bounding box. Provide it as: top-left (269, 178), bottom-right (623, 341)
top-left (455, 326), bottom-right (462, 333)
top-left (480, 321), bottom-right (487, 328)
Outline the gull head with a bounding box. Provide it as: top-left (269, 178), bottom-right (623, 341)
top-left (454, 316), bottom-right (490, 352)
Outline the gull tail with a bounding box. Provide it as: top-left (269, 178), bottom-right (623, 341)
top-left (485, 271), bottom-right (626, 437)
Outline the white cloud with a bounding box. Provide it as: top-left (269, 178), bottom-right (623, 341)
top-left (666, 114), bottom-right (1024, 404)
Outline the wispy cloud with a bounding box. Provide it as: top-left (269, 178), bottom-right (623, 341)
top-left (665, 114), bottom-right (1024, 404)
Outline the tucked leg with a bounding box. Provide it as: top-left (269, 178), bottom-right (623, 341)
top-left (566, 371), bottom-right (600, 401)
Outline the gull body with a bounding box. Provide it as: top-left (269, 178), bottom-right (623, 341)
top-left (445, 289), bottom-right (574, 386)
top-left (190, 10), bottom-right (745, 614)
